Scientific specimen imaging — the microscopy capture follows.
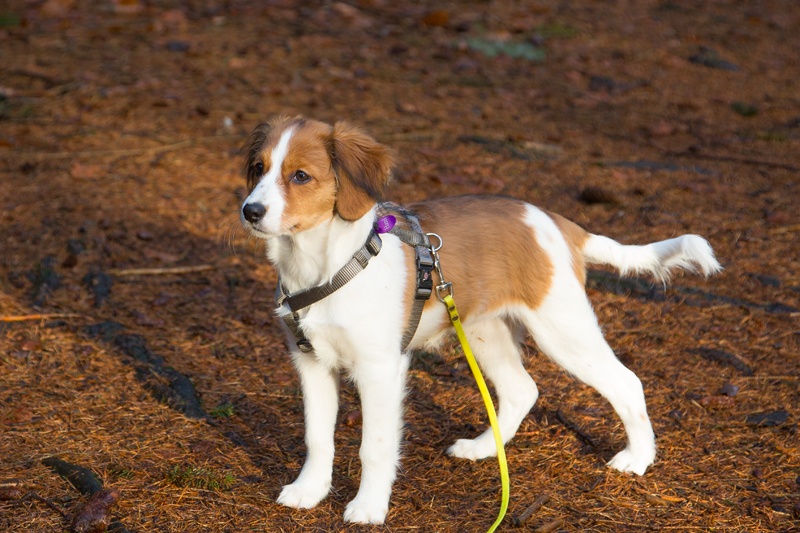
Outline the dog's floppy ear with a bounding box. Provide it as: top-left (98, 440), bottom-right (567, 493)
top-left (329, 121), bottom-right (394, 221)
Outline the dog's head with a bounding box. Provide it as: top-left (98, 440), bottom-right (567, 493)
top-left (240, 116), bottom-right (394, 237)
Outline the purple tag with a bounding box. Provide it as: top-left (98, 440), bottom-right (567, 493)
top-left (376, 215), bottom-right (396, 234)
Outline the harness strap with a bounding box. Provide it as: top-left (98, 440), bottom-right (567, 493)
top-left (382, 208), bottom-right (433, 351)
top-left (276, 230), bottom-right (382, 353)
top-left (275, 205), bottom-right (433, 354)
top-left (278, 231), bottom-right (382, 313)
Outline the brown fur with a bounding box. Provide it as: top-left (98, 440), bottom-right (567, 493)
top-left (243, 117), bottom-right (393, 229)
top-left (280, 121), bottom-right (339, 232)
top-left (243, 116), bottom-right (305, 191)
top-left (547, 211), bottom-right (589, 285)
top-left (409, 196), bottom-right (555, 323)
top-left (329, 121), bottom-right (395, 221)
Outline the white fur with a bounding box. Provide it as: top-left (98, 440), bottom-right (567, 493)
top-left (582, 233), bottom-right (721, 281)
top-left (243, 127), bottom-right (294, 235)
top-left (257, 199), bottom-right (718, 524)
top-left (270, 206), bottom-right (411, 523)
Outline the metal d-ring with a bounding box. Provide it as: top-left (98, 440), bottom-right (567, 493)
top-left (426, 233), bottom-right (443, 252)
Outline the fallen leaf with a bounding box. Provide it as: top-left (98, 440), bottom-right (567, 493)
top-left (41, 0), bottom-right (75, 17)
top-left (649, 120), bottom-right (676, 137)
top-left (155, 9), bottom-right (188, 32)
top-left (331, 2), bottom-right (372, 28)
top-left (698, 395), bottom-right (735, 409)
top-left (434, 174), bottom-right (469, 186)
top-left (423, 10), bottom-right (449, 27)
top-left (0, 487), bottom-right (24, 500)
top-left (70, 163), bottom-right (107, 180)
top-left (20, 340), bottom-right (42, 351)
top-left (111, 0), bottom-right (143, 15)
top-left (228, 57), bottom-right (249, 69)
top-left (71, 489), bottom-right (120, 533)
top-left (579, 186), bottom-right (620, 205)
top-left (345, 410), bottom-right (361, 427)
top-left (481, 177), bottom-right (505, 191)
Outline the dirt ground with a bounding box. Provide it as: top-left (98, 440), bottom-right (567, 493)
top-left (1, 0), bottom-right (799, 531)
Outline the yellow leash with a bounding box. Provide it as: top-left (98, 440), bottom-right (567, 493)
top-left (427, 233), bottom-right (509, 532)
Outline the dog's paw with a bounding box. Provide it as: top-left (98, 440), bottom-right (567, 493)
top-left (343, 496), bottom-right (388, 525)
top-left (277, 478), bottom-right (331, 509)
top-left (447, 436), bottom-right (497, 461)
top-left (607, 447), bottom-right (655, 476)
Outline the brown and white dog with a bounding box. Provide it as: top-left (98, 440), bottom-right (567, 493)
top-left (239, 116), bottom-right (721, 524)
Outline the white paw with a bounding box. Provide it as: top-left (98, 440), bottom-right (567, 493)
top-left (607, 447), bottom-right (655, 476)
top-left (276, 478), bottom-right (331, 509)
top-left (343, 496), bottom-right (389, 525)
top-left (447, 435), bottom-right (497, 461)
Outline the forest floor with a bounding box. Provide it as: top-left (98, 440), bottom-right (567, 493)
top-left (1, 0), bottom-right (799, 531)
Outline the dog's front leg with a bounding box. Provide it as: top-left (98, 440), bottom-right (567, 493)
top-left (277, 351), bottom-right (339, 509)
top-left (343, 354), bottom-right (409, 525)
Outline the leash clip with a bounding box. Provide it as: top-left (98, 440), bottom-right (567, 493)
top-left (425, 233), bottom-right (452, 302)
top-left (436, 282), bottom-right (453, 303)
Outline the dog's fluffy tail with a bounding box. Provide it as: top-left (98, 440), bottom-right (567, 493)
top-left (581, 233), bottom-right (722, 282)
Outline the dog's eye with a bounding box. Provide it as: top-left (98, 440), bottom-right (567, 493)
top-left (254, 162), bottom-right (264, 175)
top-left (292, 170), bottom-right (311, 184)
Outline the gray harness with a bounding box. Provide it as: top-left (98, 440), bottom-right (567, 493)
top-left (275, 204), bottom-right (434, 354)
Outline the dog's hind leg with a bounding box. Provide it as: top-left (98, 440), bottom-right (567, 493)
top-left (448, 318), bottom-right (538, 461)
top-left (520, 285), bottom-right (656, 475)
top-left (277, 351), bottom-right (339, 509)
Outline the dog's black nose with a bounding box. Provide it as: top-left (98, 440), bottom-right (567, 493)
top-left (242, 202), bottom-right (267, 223)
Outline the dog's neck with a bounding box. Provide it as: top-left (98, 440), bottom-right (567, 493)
top-left (267, 205), bottom-right (377, 294)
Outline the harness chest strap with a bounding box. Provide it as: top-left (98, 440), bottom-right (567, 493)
top-left (275, 209), bottom-right (433, 354)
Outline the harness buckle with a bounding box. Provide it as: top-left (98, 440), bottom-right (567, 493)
top-left (416, 254), bottom-right (434, 299)
top-left (296, 339), bottom-right (314, 353)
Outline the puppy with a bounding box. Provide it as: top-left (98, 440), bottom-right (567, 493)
top-left (239, 116), bottom-right (721, 524)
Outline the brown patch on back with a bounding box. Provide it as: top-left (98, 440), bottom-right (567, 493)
top-left (409, 196), bottom-right (554, 322)
top-left (547, 211), bottom-right (589, 285)
top-left (329, 121), bottom-right (395, 221)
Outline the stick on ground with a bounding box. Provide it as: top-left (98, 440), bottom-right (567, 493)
top-left (1, 313), bottom-right (86, 322)
top-left (514, 493), bottom-right (550, 526)
top-left (108, 265), bottom-right (215, 276)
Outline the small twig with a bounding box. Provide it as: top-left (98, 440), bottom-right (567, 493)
top-left (768, 223), bottom-right (800, 235)
top-left (555, 409), bottom-right (597, 448)
top-left (535, 518), bottom-right (565, 533)
top-left (514, 493), bottom-right (550, 526)
top-left (666, 150), bottom-right (799, 172)
top-left (738, 375), bottom-right (798, 380)
top-left (6, 69), bottom-right (67, 87)
top-left (0, 313), bottom-right (87, 323)
top-left (12, 492), bottom-right (70, 519)
top-left (5, 134), bottom-right (244, 161)
top-left (108, 265), bottom-right (215, 276)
